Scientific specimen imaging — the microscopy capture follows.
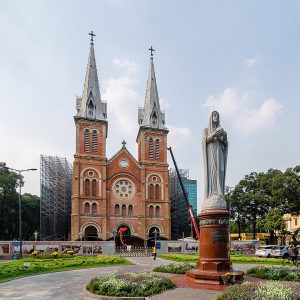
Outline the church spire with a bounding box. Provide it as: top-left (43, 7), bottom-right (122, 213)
top-left (138, 47), bottom-right (166, 129)
top-left (76, 31), bottom-right (107, 121)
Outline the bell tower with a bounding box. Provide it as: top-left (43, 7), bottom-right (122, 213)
top-left (136, 47), bottom-right (170, 240)
top-left (71, 32), bottom-right (108, 241)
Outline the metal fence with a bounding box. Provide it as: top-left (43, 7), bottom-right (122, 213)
top-left (115, 247), bottom-right (152, 257)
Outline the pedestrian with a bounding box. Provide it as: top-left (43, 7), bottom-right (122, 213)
top-left (152, 245), bottom-right (157, 260)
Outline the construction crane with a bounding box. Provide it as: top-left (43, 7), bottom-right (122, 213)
top-left (168, 147), bottom-right (200, 240)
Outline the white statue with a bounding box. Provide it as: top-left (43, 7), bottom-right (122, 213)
top-left (202, 111), bottom-right (228, 209)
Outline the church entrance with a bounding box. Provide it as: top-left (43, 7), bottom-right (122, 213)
top-left (147, 226), bottom-right (160, 247)
top-left (84, 225), bottom-right (99, 241)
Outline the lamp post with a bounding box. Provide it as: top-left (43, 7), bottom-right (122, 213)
top-left (79, 231), bottom-right (84, 254)
top-left (3, 167), bottom-right (37, 259)
top-left (153, 229), bottom-right (158, 247)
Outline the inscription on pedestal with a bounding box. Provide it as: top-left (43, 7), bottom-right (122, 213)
top-left (212, 230), bottom-right (229, 242)
top-left (200, 218), bottom-right (229, 226)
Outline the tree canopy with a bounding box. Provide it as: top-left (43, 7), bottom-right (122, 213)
top-left (0, 162), bottom-right (40, 240)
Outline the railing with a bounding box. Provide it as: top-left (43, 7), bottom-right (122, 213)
top-left (115, 247), bottom-right (152, 257)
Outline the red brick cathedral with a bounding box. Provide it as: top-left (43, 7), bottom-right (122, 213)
top-left (71, 36), bottom-right (170, 245)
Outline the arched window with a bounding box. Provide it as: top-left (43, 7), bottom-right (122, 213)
top-left (88, 101), bottom-right (94, 116)
top-left (128, 205), bottom-right (133, 216)
top-left (92, 130), bottom-right (97, 153)
top-left (92, 203), bottom-right (97, 215)
top-left (156, 206), bottom-right (160, 217)
top-left (115, 204), bottom-right (120, 215)
top-left (149, 138), bottom-right (154, 160)
top-left (149, 184), bottom-right (154, 200)
top-left (84, 129), bottom-right (90, 153)
top-left (122, 204), bottom-right (126, 216)
top-left (152, 111), bottom-right (157, 126)
top-left (85, 179), bottom-right (90, 196)
top-left (84, 202), bottom-right (90, 214)
top-left (155, 184), bottom-right (159, 200)
top-left (149, 205), bottom-right (154, 217)
top-left (92, 179), bottom-right (97, 196)
top-left (155, 139), bottom-right (160, 160)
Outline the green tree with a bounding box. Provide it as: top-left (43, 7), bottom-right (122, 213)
top-left (0, 162), bottom-right (40, 240)
top-left (257, 209), bottom-right (285, 244)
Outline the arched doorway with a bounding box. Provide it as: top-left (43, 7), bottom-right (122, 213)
top-left (115, 225), bottom-right (132, 248)
top-left (147, 226), bottom-right (160, 247)
top-left (84, 225), bottom-right (99, 241)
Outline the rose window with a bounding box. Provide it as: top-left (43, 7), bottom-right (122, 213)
top-left (113, 179), bottom-right (135, 199)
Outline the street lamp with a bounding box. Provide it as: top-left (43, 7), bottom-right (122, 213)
top-left (153, 229), bottom-right (158, 246)
top-left (79, 231), bottom-right (84, 254)
top-left (2, 166), bottom-right (37, 259)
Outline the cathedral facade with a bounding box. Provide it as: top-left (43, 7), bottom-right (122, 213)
top-left (71, 37), bottom-right (170, 245)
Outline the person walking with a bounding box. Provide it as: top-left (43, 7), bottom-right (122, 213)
top-left (152, 245), bottom-right (157, 260)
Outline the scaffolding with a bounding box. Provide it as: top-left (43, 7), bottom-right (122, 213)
top-left (169, 168), bottom-right (190, 240)
top-left (40, 155), bottom-right (72, 241)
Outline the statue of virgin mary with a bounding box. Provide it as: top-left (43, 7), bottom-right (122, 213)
top-left (202, 111), bottom-right (228, 209)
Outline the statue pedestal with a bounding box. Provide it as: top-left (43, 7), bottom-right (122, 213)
top-left (186, 209), bottom-right (243, 285)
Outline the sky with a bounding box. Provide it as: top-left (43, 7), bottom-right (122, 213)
top-left (0, 1), bottom-right (299, 211)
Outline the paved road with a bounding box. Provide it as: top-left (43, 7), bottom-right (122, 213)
top-left (0, 257), bottom-right (257, 300)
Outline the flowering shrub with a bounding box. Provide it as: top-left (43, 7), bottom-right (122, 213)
top-left (66, 250), bottom-right (74, 256)
top-left (86, 272), bottom-right (175, 297)
top-left (153, 262), bottom-right (194, 274)
top-left (31, 251), bottom-right (39, 256)
top-left (218, 281), bottom-right (300, 300)
top-left (246, 266), bottom-right (300, 282)
top-left (221, 272), bottom-right (236, 285)
top-left (51, 251), bottom-right (60, 258)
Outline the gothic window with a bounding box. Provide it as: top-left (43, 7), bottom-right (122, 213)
top-left (155, 139), bottom-right (160, 160)
top-left (92, 179), bottom-right (97, 196)
top-left (155, 206), bottom-right (160, 217)
top-left (85, 179), bottom-right (90, 196)
top-left (149, 138), bottom-right (154, 160)
top-left (115, 204), bottom-right (120, 215)
top-left (152, 111), bottom-right (157, 126)
top-left (92, 203), bottom-right (97, 215)
top-left (88, 101), bottom-right (94, 116)
top-left (149, 184), bottom-right (154, 200)
top-left (84, 129), bottom-right (90, 153)
top-left (92, 130), bottom-right (98, 153)
top-left (149, 205), bottom-right (154, 217)
top-left (128, 205), bottom-right (133, 216)
top-left (84, 202), bottom-right (90, 214)
top-left (155, 184), bottom-right (159, 200)
top-left (122, 204), bottom-right (126, 216)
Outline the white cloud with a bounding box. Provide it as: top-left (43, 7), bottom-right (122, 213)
top-left (167, 124), bottom-right (192, 148)
top-left (103, 59), bottom-right (140, 144)
top-left (245, 57), bottom-right (257, 67)
top-left (113, 59), bottom-right (138, 75)
top-left (202, 88), bottom-right (282, 135)
top-left (160, 98), bottom-right (171, 110)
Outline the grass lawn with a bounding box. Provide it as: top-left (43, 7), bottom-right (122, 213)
top-left (0, 255), bottom-right (131, 282)
top-left (159, 253), bottom-right (285, 265)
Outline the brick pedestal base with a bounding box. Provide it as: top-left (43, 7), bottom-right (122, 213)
top-left (186, 208), bottom-right (244, 285)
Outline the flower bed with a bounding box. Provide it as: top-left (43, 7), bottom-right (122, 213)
top-left (217, 281), bottom-right (300, 300)
top-left (0, 255), bottom-right (131, 282)
top-left (153, 262), bottom-right (195, 274)
top-left (159, 253), bottom-right (284, 264)
top-left (86, 272), bottom-right (175, 297)
top-left (246, 266), bottom-right (300, 281)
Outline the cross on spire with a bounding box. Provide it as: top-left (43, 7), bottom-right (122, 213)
top-left (89, 31), bottom-right (96, 43)
top-left (149, 46), bottom-right (155, 58)
top-left (122, 140), bottom-right (127, 148)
